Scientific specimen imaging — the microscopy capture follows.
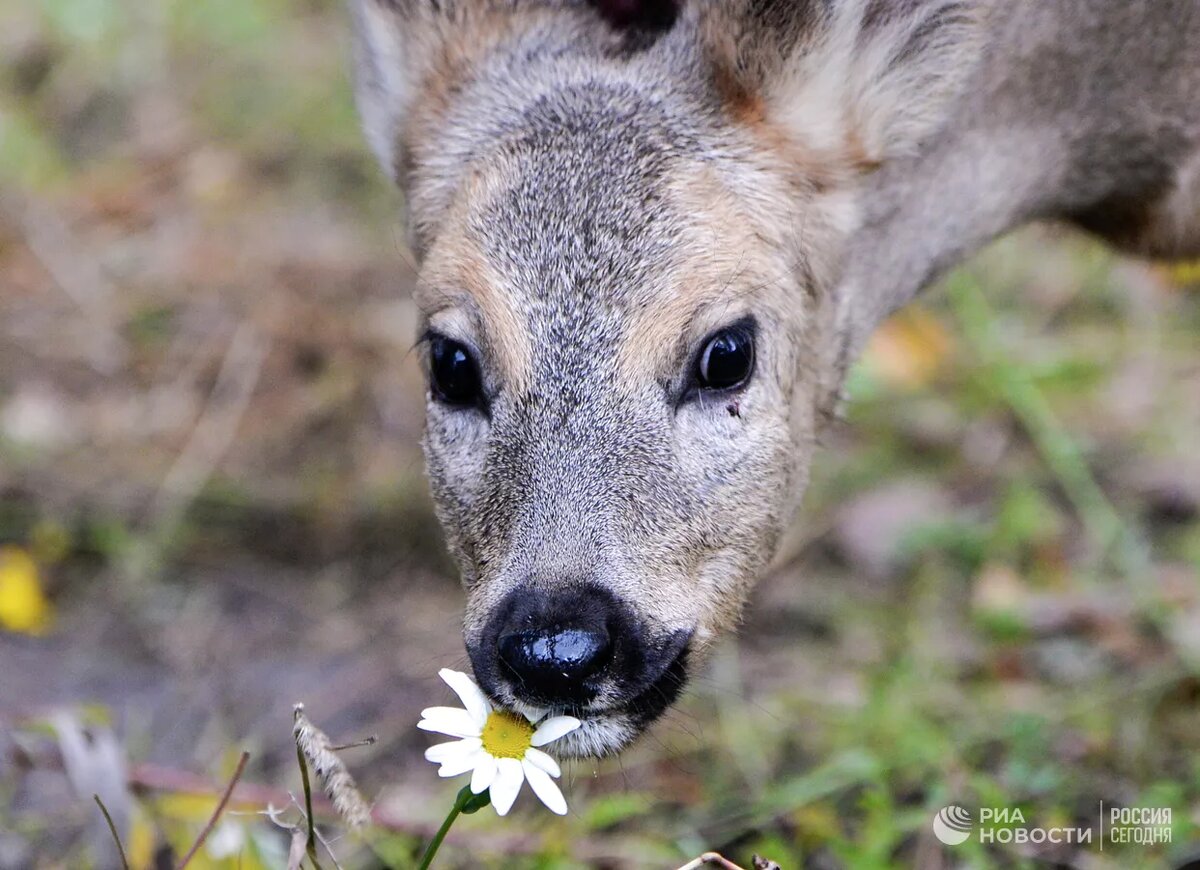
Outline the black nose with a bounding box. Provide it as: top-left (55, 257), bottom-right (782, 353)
top-left (492, 586), bottom-right (617, 705)
top-left (498, 626), bottom-right (612, 701)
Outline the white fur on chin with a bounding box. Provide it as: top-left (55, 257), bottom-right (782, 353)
top-left (554, 715), bottom-right (638, 759)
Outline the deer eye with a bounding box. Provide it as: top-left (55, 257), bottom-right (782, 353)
top-left (429, 336), bottom-right (483, 406)
top-left (696, 324), bottom-right (755, 392)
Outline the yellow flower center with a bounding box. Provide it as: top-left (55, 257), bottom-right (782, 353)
top-left (480, 710), bottom-right (534, 759)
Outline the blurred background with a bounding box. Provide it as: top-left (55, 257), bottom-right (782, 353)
top-left (1, 0), bottom-right (1198, 867)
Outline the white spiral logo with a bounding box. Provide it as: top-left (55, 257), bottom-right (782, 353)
top-left (932, 806), bottom-right (973, 845)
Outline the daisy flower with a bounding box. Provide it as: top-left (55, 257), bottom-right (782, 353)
top-left (419, 668), bottom-right (581, 816)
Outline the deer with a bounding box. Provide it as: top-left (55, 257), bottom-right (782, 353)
top-left (349, 0), bottom-right (1200, 757)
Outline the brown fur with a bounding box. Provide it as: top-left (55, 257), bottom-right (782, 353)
top-left (418, 160), bottom-right (536, 392)
top-left (1074, 148), bottom-right (1200, 258)
top-left (351, 0), bottom-right (1200, 757)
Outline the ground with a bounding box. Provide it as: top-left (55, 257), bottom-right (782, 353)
top-left (1, 1), bottom-right (1198, 868)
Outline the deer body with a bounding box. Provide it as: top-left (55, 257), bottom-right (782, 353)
top-left (352, 0), bottom-right (1200, 756)
top-left (838, 0), bottom-right (1200, 361)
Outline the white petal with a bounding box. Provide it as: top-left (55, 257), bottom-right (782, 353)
top-left (530, 716), bottom-right (582, 747)
top-left (522, 758), bottom-right (567, 815)
top-left (470, 753), bottom-right (497, 794)
top-left (523, 747), bottom-right (560, 778)
top-left (424, 737), bottom-right (481, 764)
top-left (439, 668), bottom-right (491, 728)
top-left (437, 749), bottom-right (482, 778)
top-left (489, 758), bottom-right (524, 816)
top-left (418, 707), bottom-right (480, 738)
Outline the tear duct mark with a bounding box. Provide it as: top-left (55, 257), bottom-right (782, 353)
top-left (588, 0), bottom-right (681, 30)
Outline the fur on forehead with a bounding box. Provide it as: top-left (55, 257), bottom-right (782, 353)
top-left (615, 158), bottom-right (815, 382)
top-left (417, 153), bottom-right (536, 393)
top-left (355, 0), bottom-right (983, 217)
top-left (353, 0), bottom-right (685, 185)
top-left (416, 81), bottom-right (849, 393)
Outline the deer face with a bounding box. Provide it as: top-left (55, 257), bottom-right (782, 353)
top-left (352, 0), bottom-right (979, 755)
top-left (413, 104), bottom-right (830, 756)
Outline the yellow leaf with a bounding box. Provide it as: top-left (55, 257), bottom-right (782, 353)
top-left (0, 546), bottom-right (53, 635)
top-left (1164, 259), bottom-right (1200, 287)
top-left (862, 306), bottom-right (953, 389)
top-left (154, 792), bottom-right (230, 822)
top-left (126, 805), bottom-right (159, 870)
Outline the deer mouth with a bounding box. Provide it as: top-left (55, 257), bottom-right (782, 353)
top-left (624, 638), bottom-right (691, 726)
top-left (526, 639), bottom-right (692, 759)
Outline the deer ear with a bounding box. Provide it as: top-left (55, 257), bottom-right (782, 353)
top-left (767, 0), bottom-right (982, 168)
top-left (351, 0), bottom-right (432, 180)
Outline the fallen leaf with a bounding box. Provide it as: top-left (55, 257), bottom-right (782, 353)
top-left (862, 306), bottom-right (954, 389)
top-left (1162, 259), bottom-right (1200, 288)
top-left (0, 546), bottom-right (53, 635)
top-left (51, 713), bottom-right (132, 869)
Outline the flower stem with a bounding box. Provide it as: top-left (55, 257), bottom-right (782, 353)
top-left (417, 786), bottom-right (471, 870)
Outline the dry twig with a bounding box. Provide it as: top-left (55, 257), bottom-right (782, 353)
top-left (9, 195), bottom-right (128, 373)
top-left (287, 828), bottom-right (308, 870)
top-left (150, 319), bottom-right (269, 540)
top-left (92, 795), bottom-right (130, 870)
top-left (293, 739), bottom-right (325, 870)
top-left (330, 736), bottom-right (377, 752)
top-left (176, 751), bottom-right (250, 869)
